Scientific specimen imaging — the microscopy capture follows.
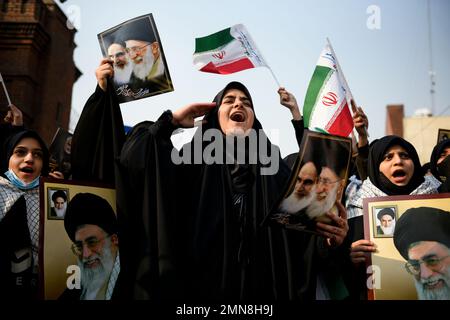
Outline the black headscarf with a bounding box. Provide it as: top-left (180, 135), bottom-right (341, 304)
top-left (368, 136), bottom-right (424, 196)
top-left (3, 130), bottom-right (50, 177)
top-left (394, 207), bottom-right (450, 260)
top-left (430, 139), bottom-right (450, 183)
top-left (177, 81), bottom-right (291, 300)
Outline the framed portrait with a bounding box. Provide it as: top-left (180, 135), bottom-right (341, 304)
top-left (38, 178), bottom-right (116, 300)
top-left (269, 130), bottom-right (352, 230)
top-left (97, 13), bottom-right (174, 103)
top-left (47, 188), bottom-right (69, 220)
top-left (363, 193), bottom-right (450, 300)
top-left (371, 205), bottom-right (398, 238)
top-left (437, 128), bottom-right (450, 144)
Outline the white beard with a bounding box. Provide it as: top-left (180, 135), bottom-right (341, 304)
top-left (79, 239), bottom-right (115, 300)
top-left (132, 48), bottom-right (155, 81)
top-left (305, 182), bottom-right (338, 220)
top-left (113, 62), bottom-right (133, 85)
top-left (414, 267), bottom-right (450, 300)
top-left (280, 185), bottom-right (316, 214)
top-left (380, 221), bottom-right (396, 235)
top-left (54, 203), bottom-right (66, 218)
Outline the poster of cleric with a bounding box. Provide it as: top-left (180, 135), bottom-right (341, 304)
top-left (97, 14), bottom-right (174, 103)
top-left (270, 131), bottom-right (352, 231)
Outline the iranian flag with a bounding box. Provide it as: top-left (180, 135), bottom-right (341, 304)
top-left (303, 42), bottom-right (354, 137)
top-left (193, 24), bottom-right (267, 74)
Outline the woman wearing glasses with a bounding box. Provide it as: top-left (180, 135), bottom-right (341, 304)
top-left (394, 207), bottom-right (450, 300)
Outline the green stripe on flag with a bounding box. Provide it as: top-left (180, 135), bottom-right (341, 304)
top-left (303, 66), bottom-right (333, 127)
top-left (195, 27), bottom-right (234, 53)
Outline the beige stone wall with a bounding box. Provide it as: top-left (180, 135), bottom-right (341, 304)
top-left (403, 116), bottom-right (450, 165)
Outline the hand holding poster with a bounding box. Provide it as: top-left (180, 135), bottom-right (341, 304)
top-left (98, 14), bottom-right (174, 103)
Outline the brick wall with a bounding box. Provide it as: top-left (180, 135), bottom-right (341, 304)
top-left (0, 0), bottom-right (79, 144)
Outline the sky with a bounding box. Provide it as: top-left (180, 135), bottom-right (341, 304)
top-left (57, 0), bottom-right (450, 157)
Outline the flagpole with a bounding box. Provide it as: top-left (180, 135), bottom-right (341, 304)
top-left (326, 38), bottom-right (369, 138)
top-left (0, 72), bottom-right (12, 106)
top-left (268, 67), bottom-right (281, 88)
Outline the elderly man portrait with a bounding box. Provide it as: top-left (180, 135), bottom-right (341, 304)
top-left (280, 160), bottom-right (319, 215)
top-left (61, 193), bottom-right (121, 300)
top-left (118, 17), bottom-right (170, 93)
top-left (394, 207), bottom-right (450, 300)
top-left (376, 207), bottom-right (396, 236)
top-left (107, 42), bottom-right (133, 86)
top-left (50, 190), bottom-right (68, 218)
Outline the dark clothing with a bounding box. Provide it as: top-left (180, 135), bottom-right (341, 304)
top-left (430, 139), bottom-right (450, 193)
top-left (0, 124), bottom-right (24, 176)
top-left (71, 84), bottom-right (125, 185)
top-left (0, 196), bottom-right (37, 300)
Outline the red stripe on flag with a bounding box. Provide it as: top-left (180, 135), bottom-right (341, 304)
top-left (327, 103), bottom-right (354, 137)
top-left (200, 58), bottom-right (255, 74)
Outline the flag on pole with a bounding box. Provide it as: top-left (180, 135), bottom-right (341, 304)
top-left (302, 42), bottom-right (354, 137)
top-left (193, 24), bottom-right (268, 75)
top-left (0, 72), bottom-right (12, 106)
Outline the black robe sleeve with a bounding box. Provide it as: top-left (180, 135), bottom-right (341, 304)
top-left (71, 83), bottom-right (125, 185)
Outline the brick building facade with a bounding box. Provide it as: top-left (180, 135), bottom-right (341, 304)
top-left (0, 0), bottom-right (80, 143)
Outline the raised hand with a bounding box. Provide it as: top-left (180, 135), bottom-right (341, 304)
top-left (96, 58), bottom-right (114, 92)
top-left (171, 102), bottom-right (217, 128)
top-left (351, 100), bottom-right (369, 147)
top-left (278, 87), bottom-right (301, 120)
top-left (4, 104), bottom-right (23, 126)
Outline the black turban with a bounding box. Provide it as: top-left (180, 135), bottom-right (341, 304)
top-left (116, 16), bottom-right (156, 44)
top-left (377, 207), bottom-right (395, 221)
top-left (64, 193), bottom-right (117, 242)
top-left (52, 190), bottom-right (67, 203)
top-left (393, 207), bottom-right (450, 260)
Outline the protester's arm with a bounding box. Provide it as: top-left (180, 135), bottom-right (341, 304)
top-left (352, 101), bottom-right (369, 180)
top-left (171, 102), bottom-right (217, 128)
top-left (278, 87), bottom-right (304, 147)
top-left (96, 58), bottom-right (114, 92)
top-left (278, 87), bottom-right (301, 121)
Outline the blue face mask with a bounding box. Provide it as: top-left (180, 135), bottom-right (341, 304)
top-left (4, 170), bottom-right (40, 190)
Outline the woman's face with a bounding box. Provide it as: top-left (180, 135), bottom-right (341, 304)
top-left (379, 145), bottom-right (414, 186)
top-left (8, 137), bottom-right (44, 183)
top-left (218, 88), bottom-right (254, 136)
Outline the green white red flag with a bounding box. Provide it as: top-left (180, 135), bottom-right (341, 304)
top-left (302, 42), bottom-right (354, 137)
top-left (193, 24), bottom-right (268, 74)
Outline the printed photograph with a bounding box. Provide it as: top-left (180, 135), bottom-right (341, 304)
top-left (363, 194), bottom-right (450, 300)
top-left (47, 188), bottom-right (69, 220)
top-left (271, 130), bottom-right (352, 230)
top-left (372, 205), bottom-right (398, 238)
top-left (437, 128), bottom-right (450, 144)
top-left (39, 178), bottom-right (117, 300)
top-left (97, 13), bottom-right (174, 103)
